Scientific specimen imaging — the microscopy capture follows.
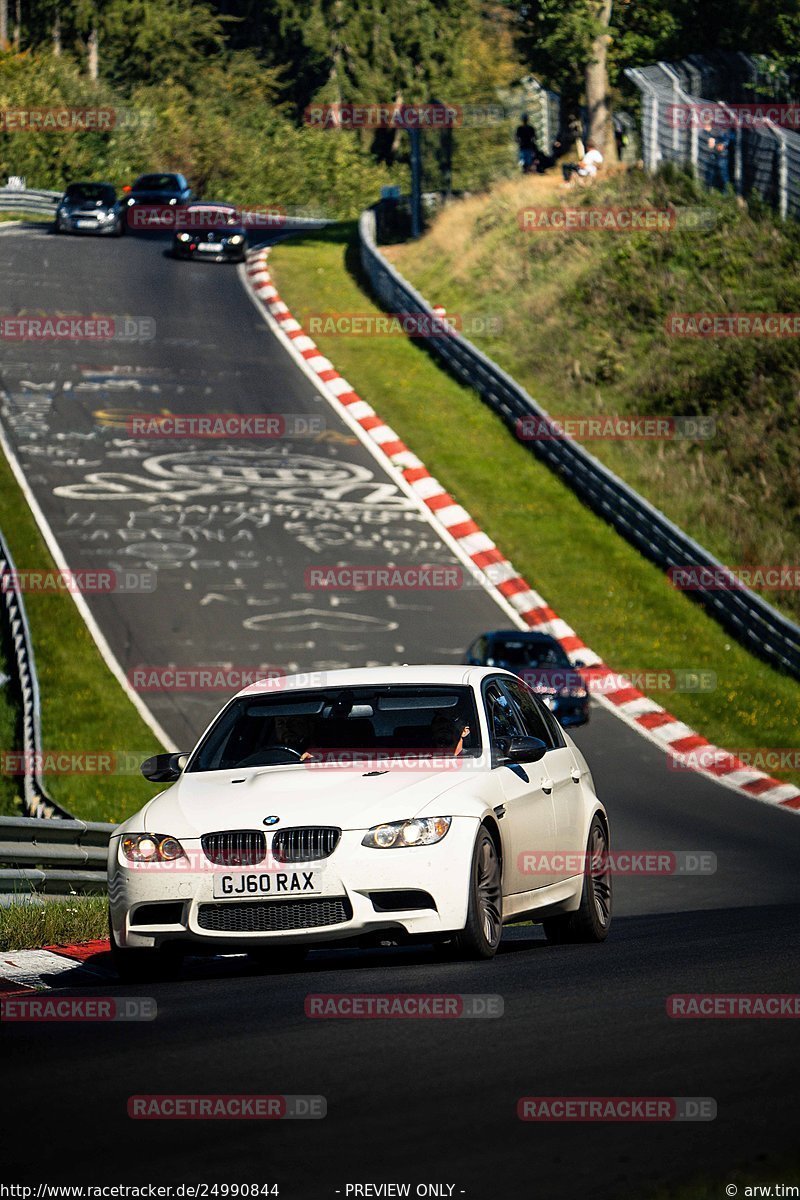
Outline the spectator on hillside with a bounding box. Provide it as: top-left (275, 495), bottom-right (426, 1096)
top-left (515, 115), bottom-right (540, 175)
top-left (712, 125), bottom-right (735, 190)
top-left (561, 140), bottom-right (604, 185)
top-left (701, 119), bottom-right (717, 187)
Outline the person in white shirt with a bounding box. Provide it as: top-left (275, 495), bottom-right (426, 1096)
top-left (562, 141), bottom-right (604, 184)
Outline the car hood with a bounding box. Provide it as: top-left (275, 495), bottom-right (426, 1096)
top-left (64, 200), bottom-right (115, 213)
top-left (138, 761), bottom-right (484, 837)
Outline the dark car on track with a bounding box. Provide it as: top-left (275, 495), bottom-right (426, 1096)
top-left (123, 172), bottom-right (193, 227)
top-left (466, 629), bottom-right (590, 726)
top-left (53, 182), bottom-right (124, 236)
top-left (171, 202), bottom-right (248, 263)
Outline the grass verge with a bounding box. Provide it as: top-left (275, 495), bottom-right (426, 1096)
top-left (0, 893), bottom-right (107, 951)
top-left (0, 448), bottom-right (165, 822)
top-left (270, 223), bottom-right (800, 787)
top-left (0, 213), bottom-right (50, 223)
top-left (386, 167), bottom-right (800, 619)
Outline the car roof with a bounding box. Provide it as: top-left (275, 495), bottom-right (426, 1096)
top-left (236, 664), bottom-right (510, 699)
top-left (133, 172), bottom-right (183, 183)
top-left (65, 181), bottom-right (115, 189)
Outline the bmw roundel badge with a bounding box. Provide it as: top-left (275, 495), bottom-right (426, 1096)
top-left (263, 815), bottom-right (280, 826)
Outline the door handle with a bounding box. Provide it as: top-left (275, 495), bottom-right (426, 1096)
top-left (571, 769), bottom-right (581, 784)
top-left (541, 778), bottom-right (553, 794)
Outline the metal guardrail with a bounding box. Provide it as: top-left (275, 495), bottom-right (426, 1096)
top-left (0, 529), bottom-right (72, 818)
top-left (0, 188), bottom-right (334, 226)
top-left (0, 186), bottom-right (60, 217)
top-left (0, 815), bottom-right (113, 898)
top-left (358, 208), bottom-right (800, 679)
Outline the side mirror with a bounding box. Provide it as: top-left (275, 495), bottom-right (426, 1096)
top-left (572, 658), bottom-right (587, 669)
top-left (502, 736), bottom-right (547, 764)
top-left (141, 752), bottom-right (187, 783)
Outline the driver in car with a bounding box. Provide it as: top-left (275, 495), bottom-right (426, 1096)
top-left (273, 714), bottom-right (318, 761)
top-left (430, 713), bottom-right (470, 757)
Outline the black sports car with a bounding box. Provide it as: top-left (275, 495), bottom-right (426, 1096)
top-left (171, 202), bottom-right (248, 263)
top-left (123, 172), bottom-right (193, 227)
top-left (466, 629), bottom-right (590, 727)
top-left (53, 182), bottom-right (124, 236)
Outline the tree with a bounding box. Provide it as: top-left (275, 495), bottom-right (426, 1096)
top-left (508, 0), bottom-right (681, 142)
top-left (585, 0), bottom-right (613, 156)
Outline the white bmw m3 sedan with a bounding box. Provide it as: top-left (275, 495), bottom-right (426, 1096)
top-left (108, 666), bottom-right (611, 977)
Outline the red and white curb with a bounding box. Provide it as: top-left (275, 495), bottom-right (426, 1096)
top-left (0, 940), bottom-right (112, 996)
top-left (242, 247), bottom-right (800, 814)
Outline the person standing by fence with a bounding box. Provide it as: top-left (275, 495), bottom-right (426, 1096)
top-left (515, 115), bottom-right (540, 174)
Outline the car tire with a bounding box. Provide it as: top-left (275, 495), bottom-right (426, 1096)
top-left (108, 914), bottom-right (184, 981)
top-left (542, 815), bottom-right (612, 944)
top-left (449, 828), bottom-right (503, 960)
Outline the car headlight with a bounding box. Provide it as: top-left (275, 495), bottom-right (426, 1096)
top-left (362, 816), bottom-right (452, 849)
top-left (177, 232), bottom-right (191, 242)
top-left (229, 234), bottom-right (243, 245)
top-left (560, 686), bottom-right (588, 699)
top-left (126, 197), bottom-right (135, 206)
top-left (101, 210), bottom-right (116, 221)
top-left (121, 833), bottom-right (186, 862)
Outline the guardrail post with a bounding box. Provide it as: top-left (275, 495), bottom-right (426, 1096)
top-left (688, 116), bottom-right (698, 178)
top-left (649, 93), bottom-right (659, 172)
top-left (776, 127), bottom-right (789, 219)
top-left (409, 129), bottom-right (423, 239)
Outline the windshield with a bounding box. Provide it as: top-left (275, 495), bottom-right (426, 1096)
top-left (65, 183), bottom-right (115, 204)
top-left (188, 685), bottom-right (482, 771)
top-left (133, 174), bottom-right (181, 192)
top-left (491, 639), bottom-right (570, 668)
top-left (179, 206), bottom-right (240, 228)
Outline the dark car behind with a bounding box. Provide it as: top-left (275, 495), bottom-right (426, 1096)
top-left (54, 182), bottom-right (123, 236)
top-left (466, 629), bottom-right (590, 726)
top-left (123, 172), bottom-right (193, 228)
top-left (171, 202), bottom-right (248, 263)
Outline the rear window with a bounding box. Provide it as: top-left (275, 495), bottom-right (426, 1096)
top-left (133, 174), bottom-right (181, 191)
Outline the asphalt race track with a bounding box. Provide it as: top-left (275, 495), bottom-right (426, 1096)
top-left (2, 223), bottom-right (799, 1198)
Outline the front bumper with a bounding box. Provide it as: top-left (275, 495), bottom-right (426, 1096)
top-left (57, 215), bottom-right (118, 235)
top-left (109, 819), bottom-right (478, 950)
top-left (172, 241), bottom-right (246, 262)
